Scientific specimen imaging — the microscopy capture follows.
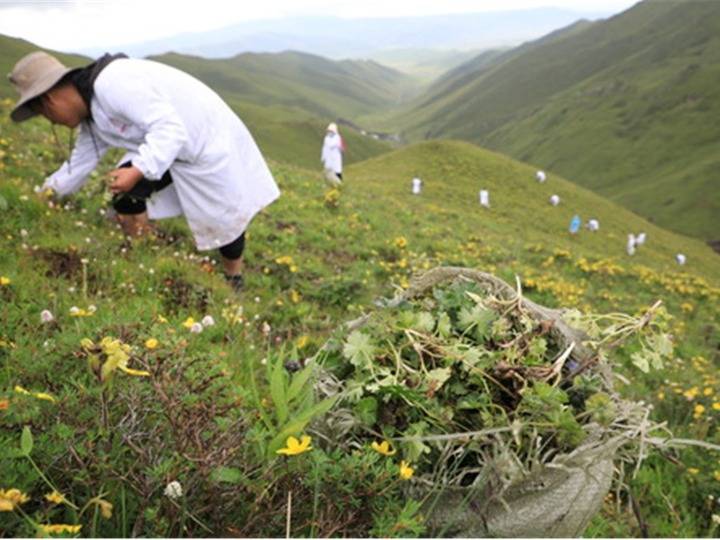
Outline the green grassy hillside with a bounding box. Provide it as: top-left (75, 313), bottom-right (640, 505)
top-left (152, 50), bottom-right (419, 119)
top-left (395, 0), bottom-right (720, 242)
top-left (1, 99), bottom-right (718, 536)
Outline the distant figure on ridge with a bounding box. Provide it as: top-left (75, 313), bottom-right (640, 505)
top-left (569, 215), bottom-right (581, 234)
top-left (586, 219), bottom-right (599, 232)
top-left (536, 170), bottom-right (547, 183)
top-left (550, 194), bottom-right (560, 206)
top-left (321, 122), bottom-right (345, 187)
top-left (8, 51), bottom-right (280, 291)
top-left (627, 234), bottom-right (636, 256)
top-left (479, 189), bottom-right (490, 208)
top-left (412, 177), bottom-right (422, 195)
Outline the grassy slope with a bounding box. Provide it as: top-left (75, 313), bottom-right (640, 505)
top-left (2, 99), bottom-right (719, 535)
top-left (151, 50), bottom-right (419, 119)
top-left (395, 0), bottom-right (720, 241)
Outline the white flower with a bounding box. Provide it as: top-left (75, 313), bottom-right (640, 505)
top-left (69, 306), bottom-right (81, 316)
top-left (261, 322), bottom-right (271, 335)
top-left (40, 309), bottom-right (54, 323)
top-left (20, 229), bottom-right (28, 238)
top-left (87, 305), bottom-right (97, 314)
top-left (164, 481), bottom-right (183, 500)
top-left (201, 315), bottom-right (215, 327)
top-left (189, 322), bottom-right (203, 334)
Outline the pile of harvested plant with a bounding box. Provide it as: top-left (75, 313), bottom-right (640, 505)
top-left (313, 267), bottom-right (676, 537)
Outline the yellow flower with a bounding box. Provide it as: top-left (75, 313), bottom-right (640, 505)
top-left (714, 470), bottom-right (720, 482)
top-left (145, 338), bottom-right (159, 350)
top-left (157, 315), bottom-right (168, 324)
top-left (34, 392), bottom-right (56, 403)
top-left (276, 435), bottom-right (312, 456)
top-left (394, 236), bottom-right (407, 249)
top-left (712, 402), bottom-right (720, 411)
top-left (704, 387), bottom-right (714, 396)
top-left (80, 338), bottom-right (95, 350)
top-left (295, 335), bottom-right (309, 349)
top-left (399, 460), bottom-right (414, 480)
top-left (656, 391), bottom-right (665, 401)
top-left (0, 276), bottom-right (10, 286)
top-left (371, 440), bottom-right (396, 456)
top-left (694, 404), bottom-right (706, 416)
top-left (0, 488), bottom-right (30, 511)
top-left (44, 491), bottom-right (66, 505)
top-left (119, 367), bottom-right (150, 377)
top-left (14, 385), bottom-right (31, 396)
top-left (97, 499), bottom-right (113, 519)
top-left (290, 290), bottom-right (301, 303)
top-left (182, 317), bottom-right (195, 329)
top-left (37, 523), bottom-right (82, 535)
top-left (687, 467), bottom-right (700, 475)
top-left (275, 255), bottom-right (294, 266)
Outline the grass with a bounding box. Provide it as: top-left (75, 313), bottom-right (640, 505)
top-left (1, 96), bottom-right (719, 536)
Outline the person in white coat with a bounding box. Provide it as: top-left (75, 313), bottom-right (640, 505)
top-left (9, 51), bottom-right (280, 290)
top-left (321, 122), bottom-right (344, 184)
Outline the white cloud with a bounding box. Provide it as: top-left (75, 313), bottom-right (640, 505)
top-left (0, 0), bottom-right (638, 51)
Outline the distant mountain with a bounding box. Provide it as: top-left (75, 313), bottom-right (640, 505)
top-left (366, 48), bottom-right (489, 82)
top-left (80, 9), bottom-right (613, 60)
top-left (396, 0), bottom-right (720, 242)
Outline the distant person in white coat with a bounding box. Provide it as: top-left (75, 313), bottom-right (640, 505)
top-left (9, 51), bottom-right (280, 290)
top-left (321, 122), bottom-right (345, 185)
top-left (536, 170), bottom-right (547, 183)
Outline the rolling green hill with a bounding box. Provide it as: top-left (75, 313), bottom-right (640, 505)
top-left (395, 0), bottom-right (720, 242)
top-left (1, 99), bottom-right (718, 536)
top-left (151, 50), bottom-right (419, 119)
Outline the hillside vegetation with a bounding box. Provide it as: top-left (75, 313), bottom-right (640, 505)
top-left (1, 97), bottom-right (719, 535)
top-left (152, 50), bottom-right (418, 119)
top-left (394, 0), bottom-right (720, 242)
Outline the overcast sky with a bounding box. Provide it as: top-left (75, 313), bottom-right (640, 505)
top-left (0, 0), bottom-right (639, 52)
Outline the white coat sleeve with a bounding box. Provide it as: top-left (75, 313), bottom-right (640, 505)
top-left (44, 123), bottom-right (109, 196)
top-left (99, 80), bottom-right (189, 180)
top-left (321, 138), bottom-right (330, 166)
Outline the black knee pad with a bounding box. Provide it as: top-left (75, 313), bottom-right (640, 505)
top-left (219, 233), bottom-right (246, 260)
top-left (112, 194), bottom-right (148, 215)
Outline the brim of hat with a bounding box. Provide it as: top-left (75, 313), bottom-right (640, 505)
top-left (10, 66), bottom-right (81, 122)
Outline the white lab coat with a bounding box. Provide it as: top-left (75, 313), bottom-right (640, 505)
top-left (44, 58), bottom-right (280, 251)
top-left (321, 132), bottom-right (343, 174)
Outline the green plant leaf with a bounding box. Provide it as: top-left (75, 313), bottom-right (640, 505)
top-left (210, 466), bottom-right (244, 484)
top-left (270, 357), bottom-right (289, 425)
top-left (20, 425), bottom-right (33, 456)
top-left (342, 331), bottom-right (375, 370)
top-left (287, 363), bottom-right (314, 403)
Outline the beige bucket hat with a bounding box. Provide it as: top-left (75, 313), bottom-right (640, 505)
top-left (8, 51), bottom-right (81, 122)
top-left (327, 122), bottom-right (338, 133)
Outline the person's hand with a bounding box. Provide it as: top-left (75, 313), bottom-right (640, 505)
top-left (109, 166), bottom-right (144, 194)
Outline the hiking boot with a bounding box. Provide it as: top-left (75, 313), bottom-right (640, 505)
top-left (225, 274), bottom-right (244, 292)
